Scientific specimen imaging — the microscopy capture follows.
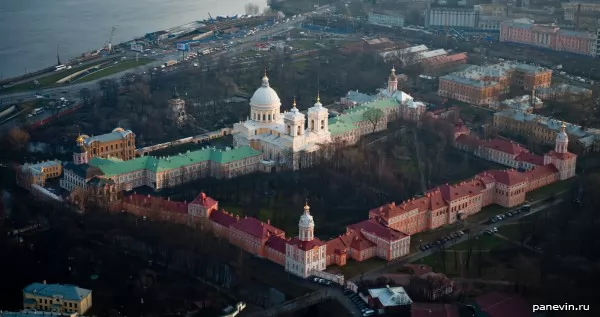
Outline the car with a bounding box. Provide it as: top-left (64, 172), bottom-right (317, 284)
top-left (521, 204), bottom-right (531, 212)
top-left (457, 231), bottom-right (464, 236)
top-left (419, 245), bottom-right (427, 251)
top-left (492, 227), bottom-right (498, 233)
top-left (506, 211), bottom-right (514, 217)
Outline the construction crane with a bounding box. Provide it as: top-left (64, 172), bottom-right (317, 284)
top-left (207, 13), bottom-right (221, 38)
top-left (104, 26), bottom-right (117, 53)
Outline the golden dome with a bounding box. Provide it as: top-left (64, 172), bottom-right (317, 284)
top-left (112, 127), bottom-right (125, 133)
top-left (76, 134), bottom-right (89, 143)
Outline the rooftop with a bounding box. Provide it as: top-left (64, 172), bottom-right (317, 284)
top-left (348, 218), bottom-right (408, 241)
top-left (368, 286), bottom-right (413, 307)
top-left (441, 62), bottom-right (550, 88)
top-left (20, 161), bottom-right (61, 175)
top-left (23, 283), bottom-right (91, 301)
top-left (81, 127), bottom-right (133, 145)
top-left (88, 146), bottom-right (261, 177)
top-left (230, 216), bottom-right (285, 240)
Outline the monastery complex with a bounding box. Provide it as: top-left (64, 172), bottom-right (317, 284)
top-left (15, 67), bottom-right (577, 282)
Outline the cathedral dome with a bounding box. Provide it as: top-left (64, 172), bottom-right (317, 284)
top-left (250, 75), bottom-right (281, 108)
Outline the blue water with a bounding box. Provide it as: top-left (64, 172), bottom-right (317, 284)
top-left (0, 0), bottom-right (267, 79)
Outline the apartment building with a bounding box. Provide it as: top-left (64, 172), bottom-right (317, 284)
top-left (493, 109), bottom-right (600, 152)
top-left (500, 18), bottom-right (597, 57)
top-left (23, 282), bottom-right (92, 315)
top-left (16, 161), bottom-right (62, 190)
top-left (438, 62), bottom-right (552, 106)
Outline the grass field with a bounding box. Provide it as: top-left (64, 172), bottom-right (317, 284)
top-left (525, 178), bottom-right (575, 201)
top-left (415, 235), bottom-right (539, 283)
top-left (75, 58), bottom-right (154, 83)
top-left (326, 257), bottom-right (387, 280)
top-left (0, 58), bottom-right (119, 94)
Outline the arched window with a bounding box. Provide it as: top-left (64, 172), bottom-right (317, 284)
top-left (268, 114), bottom-right (271, 121)
top-left (287, 125), bottom-right (291, 135)
top-left (321, 120), bottom-right (325, 130)
top-left (262, 114), bottom-right (266, 121)
top-left (311, 120), bottom-right (314, 130)
top-left (297, 126), bottom-right (301, 136)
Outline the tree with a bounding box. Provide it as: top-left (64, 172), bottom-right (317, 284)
top-left (363, 108), bottom-right (385, 133)
top-left (6, 127), bottom-right (30, 154)
top-left (244, 3), bottom-right (260, 15)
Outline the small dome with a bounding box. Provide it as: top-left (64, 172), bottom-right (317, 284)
top-left (112, 127), bottom-right (125, 133)
top-left (250, 75), bottom-right (281, 108)
top-left (389, 66), bottom-right (397, 81)
top-left (299, 201), bottom-right (314, 228)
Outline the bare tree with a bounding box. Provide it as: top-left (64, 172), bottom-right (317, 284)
top-left (6, 127), bottom-right (30, 154)
top-left (244, 3), bottom-right (260, 15)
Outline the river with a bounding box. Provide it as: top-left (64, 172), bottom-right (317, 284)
top-left (0, 0), bottom-right (268, 79)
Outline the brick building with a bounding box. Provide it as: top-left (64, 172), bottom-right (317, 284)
top-left (438, 62), bottom-right (552, 106)
top-left (500, 18), bottom-right (597, 57)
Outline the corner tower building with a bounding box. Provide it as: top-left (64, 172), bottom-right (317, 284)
top-left (285, 202), bottom-right (326, 278)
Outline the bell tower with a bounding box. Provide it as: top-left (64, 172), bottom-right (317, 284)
top-left (387, 66), bottom-right (398, 94)
top-left (298, 201), bottom-right (315, 241)
top-left (307, 92), bottom-right (329, 135)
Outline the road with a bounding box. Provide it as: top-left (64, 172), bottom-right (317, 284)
top-left (351, 197), bottom-right (565, 282)
top-left (0, 6), bottom-right (333, 106)
top-left (242, 286), bottom-right (363, 317)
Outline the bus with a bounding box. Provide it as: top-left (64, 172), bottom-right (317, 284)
top-left (54, 64), bottom-right (66, 71)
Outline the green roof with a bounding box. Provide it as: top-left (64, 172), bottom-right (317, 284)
top-left (328, 98), bottom-right (398, 136)
top-left (88, 146), bottom-right (261, 176)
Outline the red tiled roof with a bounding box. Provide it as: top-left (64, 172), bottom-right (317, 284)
top-left (515, 152), bottom-right (544, 165)
top-left (454, 123), bottom-right (469, 134)
top-left (125, 194), bottom-right (188, 214)
top-left (455, 134), bottom-right (481, 148)
top-left (288, 237), bottom-right (325, 251)
top-left (209, 209), bottom-right (237, 227)
top-left (475, 292), bottom-right (532, 317)
top-left (546, 150), bottom-right (577, 160)
top-left (230, 217), bottom-right (285, 240)
top-left (190, 192), bottom-right (218, 209)
top-left (348, 219), bottom-right (408, 241)
top-left (478, 169), bottom-right (528, 186)
top-left (523, 164), bottom-right (558, 180)
top-left (326, 234), bottom-right (351, 256)
top-left (265, 235), bottom-right (287, 253)
top-left (483, 138), bottom-right (528, 155)
top-left (350, 233), bottom-right (376, 251)
top-left (411, 303), bottom-right (460, 317)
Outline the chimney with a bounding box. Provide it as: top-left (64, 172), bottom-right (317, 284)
top-left (167, 197), bottom-right (170, 201)
top-left (43, 280), bottom-right (46, 284)
top-left (245, 215), bottom-right (247, 219)
top-left (236, 215), bottom-right (240, 221)
top-left (267, 219), bottom-right (270, 225)
top-left (201, 192), bottom-right (207, 200)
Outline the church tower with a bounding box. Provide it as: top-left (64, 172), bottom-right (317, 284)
top-left (307, 92), bottom-right (329, 135)
top-left (544, 121), bottom-right (577, 180)
top-left (283, 97), bottom-right (305, 137)
top-left (298, 200), bottom-right (314, 241)
top-left (387, 66), bottom-right (398, 94)
top-left (73, 135), bottom-right (89, 165)
top-left (555, 121), bottom-right (568, 153)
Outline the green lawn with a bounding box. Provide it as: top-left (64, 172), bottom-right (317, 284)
top-left (416, 235), bottom-right (513, 277)
top-left (74, 58), bottom-right (154, 83)
top-left (0, 58), bottom-right (119, 93)
top-left (526, 178), bottom-right (575, 201)
top-left (326, 257), bottom-right (386, 280)
top-left (496, 223), bottom-right (527, 242)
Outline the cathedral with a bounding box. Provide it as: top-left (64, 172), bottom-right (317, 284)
top-left (232, 73), bottom-right (331, 170)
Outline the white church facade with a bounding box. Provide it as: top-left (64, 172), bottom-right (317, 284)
top-left (232, 68), bottom-right (427, 171)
